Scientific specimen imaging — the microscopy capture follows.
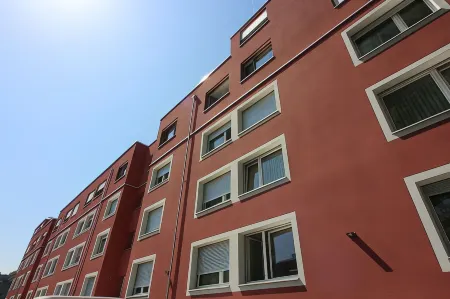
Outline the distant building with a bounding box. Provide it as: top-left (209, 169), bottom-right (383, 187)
top-left (0, 272), bottom-right (14, 299)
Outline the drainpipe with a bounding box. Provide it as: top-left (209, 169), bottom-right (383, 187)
top-left (69, 168), bottom-right (114, 296)
top-left (164, 95), bottom-right (197, 299)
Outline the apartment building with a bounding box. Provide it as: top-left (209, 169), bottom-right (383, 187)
top-left (6, 0), bottom-right (450, 299)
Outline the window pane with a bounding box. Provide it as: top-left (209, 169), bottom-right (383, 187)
top-left (203, 173), bottom-right (231, 208)
top-left (242, 91), bottom-right (277, 130)
top-left (382, 75), bottom-right (450, 130)
top-left (398, 0), bottom-right (433, 28)
top-left (167, 127), bottom-right (175, 139)
top-left (197, 241), bottom-right (229, 275)
top-left (134, 262), bottom-right (153, 289)
top-left (207, 122), bottom-right (231, 152)
top-left (64, 251), bottom-right (73, 267)
top-left (355, 18), bottom-right (400, 56)
top-left (97, 236), bottom-right (107, 254)
top-left (262, 150), bottom-right (285, 185)
top-left (244, 62), bottom-right (256, 77)
top-left (255, 48), bottom-right (273, 69)
top-left (82, 277), bottom-right (95, 296)
top-left (156, 163), bottom-right (170, 179)
top-left (108, 199), bottom-right (118, 215)
top-left (207, 78), bottom-right (229, 108)
top-left (198, 273), bottom-right (219, 287)
top-left (269, 228), bottom-right (298, 278)
top-left (441, 66), bottom-right (450, 85)
top-left (246, 163), bottom-right (260, 191)
top-left (145, 207), bottom-right (163, 234)
top-left (245, 233), bottom-right (265, 282)
top-left (241, 10), bottom-right (268, 41)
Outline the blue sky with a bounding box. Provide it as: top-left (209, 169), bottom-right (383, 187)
top-left (0, 0), bottom-right (266, 274)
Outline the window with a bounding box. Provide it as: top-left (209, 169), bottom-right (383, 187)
top-left (22, 271), bottom-right (30, 286)
top-left (138, 199), bottom-right (165, 240)
top-left (52, 229), bottom-right (70, 250)
top-left (80, 273), bottom-right (97, 296)
top-left (62, 243), bottom-right (85, 269)
top-left (342, 0), bottom-right (449, 66)
top-left (34, 287), bottom-right (48, 298)
top-left (54, 279), bottom-right (73, 296)
top-left (64, 209), bottom-right (73, 221)
top-left (74, 211), bottom-right (95, 238)
top-left (196, 241), bottom-right (229, 288)
top-left (200, 173), bottom-right (231, 213)
top-left (72, 203), bottom-right (79, 216)
top-left (149, 155), bottom-right (173, 191)
top-left (240, 9), bottom-right (268, 44)
top-left (206, 122), bottom-right (231, 154)
top-left (205, 77), bottom-right (230, 110)
top-left (31, 251), bottom-right (38, 264)
top-left (366, 44), bottom-right (450, 141)
top-left (86, 190), bottom-right (95, 205)
top-left (94, 181), bottom-right (106, 197)
top-left (43, 242), bottom-right (52, 256)
top-left (91, 229), bottom-right (110, 259)
top-left (104, 192), bottom-right (121, 219)
top-left (187, 213), bottom-right (304, 295)
top-left (241, 44), bottom-right (273, 80)
top-left (116, 162), bottom-right (128, 180)
top-left (241, 91), bottom-right (277, 132)
top-left (17, 295), bottom-right (21, 299)
top-left (332, 0), bottom-right (346, 7)
top-left (42, 256), bottom-right (59, 277)
top-left (32, 265), bottom-right (43, 282)
top-left (14, 276), bottom-right (23, 289)
top-left (159, 121), bottom-right (177, 146)
top-left (244, 149), bottom-right (285, 193)
top-left (25, 291), bottom-right (32, 299)
top-left (125, 256), bottom-right (155, 297)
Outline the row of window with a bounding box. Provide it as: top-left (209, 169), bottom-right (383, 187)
top-left (17, 250), bottom-right (38, 272)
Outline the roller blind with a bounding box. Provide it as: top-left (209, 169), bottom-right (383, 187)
top-left (262, 150), bottom-right (285, 185)
top-left (134, 262), bottom-right (153, 288)
top-left (422, 178), bottom-right (450, 196)
top-left (145, 207), bottom-right (163, 234)
top-left (197, 241), bottom-right (229, 275)
top-left (208, 123), bottom-right (231, 142)
top-left (203, 173), bottom-right (231, 204)
top-left (242, 92), bottom-right (276, 131)
top-left (82, 277), bottom-right (95, 296)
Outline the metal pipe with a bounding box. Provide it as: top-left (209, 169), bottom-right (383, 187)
top-left (164, 95), bottom-right (197, 299)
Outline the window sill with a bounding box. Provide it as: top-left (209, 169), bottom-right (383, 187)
top-left (238, 110), bottom-right (280, 138)
top-left (200, 139), bottom-right (233, 161)
top-left (195, 200), bottom-right (232, 218)
top-left (148, 180), bottom-right (169, 193)
top-left (188, 284), bottom-right (231, 296)
top-left (158, 135), bottom-right (176, 149)
top-left (204, 92), bottom-right (230, 113)
top-left (102, 212), bottom-right (116, 221)
top-left (90, 253), bottom-right (104, 260)
top-left (239, 177), bottom-right (290, 201)
top-left (126, 294), bottom-right (149, 299)
top-left (61, 263), bottom-right (79, 271)
top-left (137, 229), bottom-right (160, 241)
top-left (240, 56), bottom-right (275, 84)
top-left (390, 109), bottom-right (450, 139)
top-left (354, 10), bottom-right (448, 66)
top-left (240, 19), bottom-right (270, 47)
top-left (238, 275), bottom-right (302, 291)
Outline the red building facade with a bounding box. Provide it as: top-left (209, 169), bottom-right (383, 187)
top-left (7, 1), bottom-right (450, 299)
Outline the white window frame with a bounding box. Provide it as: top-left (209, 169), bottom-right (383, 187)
top-left (42, 255), bottom-right (59, 278)
top-left (86, 190), bottom-right (96, 205)
top-left (72, 203), bottom-right (80, 216)
top-left (240, 9), bottom-right (268, 45)
top-left (195, 134), bottom-right (291, 218)
top-left (148, 155), bottom-right (173, 192)
top-left (186, 212), bottom-right (304, 296)
top-left (79, 271), bottom-right (98, 296)
top-left (342, 0), bottom-right (450, 66)
top-left (52, 228), bottom-right (70, 251)
top-left (53, 278), bottom-right (73, 296)
top-left (14, 275), bottom-right (23, 289)
top-left (138, 199), bottom-right (166, 241)
top-left (22, 271), bottom-right (30, 286)
top-left (43, 241), bottom-right (52, 256)
top-left (103, 191), bottom-right (121, 220)
top-left (25, 290), bottom-right (33, 299)
top-left (34, 286), bottom-right (48, 298)
top-left (32, 264), bottom-right (43, 282)
top-left (91, 228), bottom-right (110, 259)
top-left (116, 161), bottom-right (129, 181)
top-left (73, 210), bottom-right (96, 238)
top-left (404, 162), bottom-right (450, 272)
top-left (366, 43), bottom-right (450, 141)
top-left (199, 80), bottom-right (281, 161)
top-left (124, 255), bottom-right (156, 298)
top-left (62, 242), bottom-right (85, 270)
top-left (17, 294), bottom-right (21, 299)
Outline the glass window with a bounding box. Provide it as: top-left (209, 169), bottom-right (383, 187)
top-left (244, 149), bottom-right (285, 192)
top-left (116, 162), bottom-right (128, 180)
top-left (81, 276), bottom-right (95, 296)
top-left (155, 163), bottom-right (170, 186)
top-left (206, 77), bottom-right (230, 109)
top-left (245, 227), bottom-right (297, 283)
top-left (206, 122), bottom-right (231, 153)
top-left (242, 46), bottom-right (273, 79)
top-left (132, 262), bottom-right (153, 295)
top-left (202, 173), bottom-right (231, 211)
top-left (160, 122), bottom-right (177, 145)
top-left (197, 241), bottom-right (229, 287)
top-left (398, 0), bottom-right (433, 27)
top-left (143, 207), bottom-right (163, 235)
top-left (241, 91), bottom-right (277, 131)
top-left (95, 181), bottom-right (106, 197)
top-left (441, 66), bottom-right (450, 84)
top-left (105, 198), bottom-right (118, 217)
top-left (95, 235), bottom-right (107, 255)
top-left (241, 10), bottom-right (268, 43)
top-left (354, 19), bottom-right (400, 57)
top-left (86, 191), bottom-right (95, 204)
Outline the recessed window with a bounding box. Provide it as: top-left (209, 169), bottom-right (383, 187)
top-left (244, 148), bottom-right (285, 193)
top-left (160, 122), bottom-right (177, 145)
top-left (22, 272), bottom-right (30, 286)
top-left (34, 287), bottom-right (48, 298)
top-left (241, 91), bottom-right (277, 132)
top-left (206, 122), bottom-right (231, 154)
top-left (32, 265), bottom-right (43, 282)
top-left (241, 45), bottom-right (273, 80)
top-left (149, 156), bottom-right (173, 191)
top-left (64, 209), bottom-right (73, 221)
top-left (104, 197), bottom-right (119, 219)
top-left (80, 273), bottom-right (97, 296)
top-left (201, 173), bottom-right (231, 212)
top-left (205, 77), bottom-right (230, 110)
top-left (86, 191), bottom-right (95, 205)
top-left (63, 243), bottom-right (85, 269)
top-left (74, 211), bottom-right (95, 238)
top-left (125, 256), bottom-right (155, 298)
top-left (42, 256), bottom-right (59, 277)
top-left (197, 241), bottom-right (229, 288)
top-left (94, 181), bottom-right (106, 198)
top-left (52, 229), bottom-right (70, 250)
top-left (91, 229), bottom-right (109, 259)
top-left (332, 0), bottom-right (346, 7)
top-left (138, 199), bottom-right (165, 240)
top-left (72, 203), bottom-right (79, 216)
top-left (116, 162), bottom-right (128, 180)
top-left (241, 9), bottom-right (268, 44)
top-left (54, 280), bottom-right (72, 296)
top-left (155, 164), bottom-right (170, 185)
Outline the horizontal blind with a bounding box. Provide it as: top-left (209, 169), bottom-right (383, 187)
top-left (242, 92), bottom-right (276, 131)
top-left (145, 207), bottom-right (163, 234)
top-left (204, 173), bottom-right (231, 204)
top-left (134, 261), bottom-right (153, 288)
top-left (262, 150), bottom-right (285, 185)
top-left (197, 240), bottom-right (229, 275)
top-left (422, 178), bottom-right (450, 196)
